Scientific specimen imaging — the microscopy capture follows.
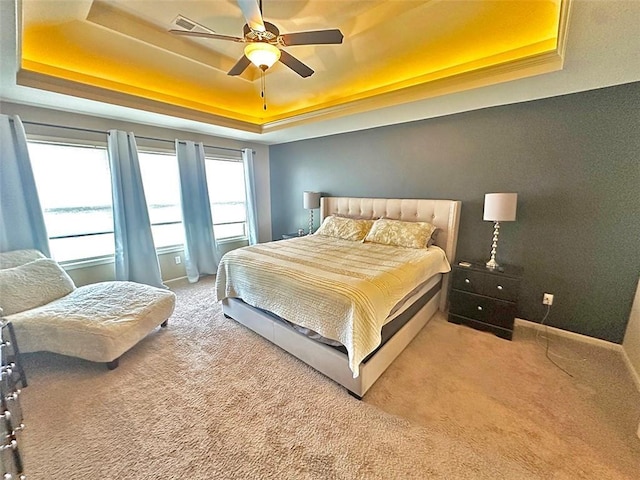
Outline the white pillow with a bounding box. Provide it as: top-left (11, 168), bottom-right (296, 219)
top-left (0, 249), bottom-right (46, 270)
top-left (0, 258), bottom-right (76, 316)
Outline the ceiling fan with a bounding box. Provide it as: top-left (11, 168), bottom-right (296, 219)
top-left (169, 0), bottom-right (344, 78)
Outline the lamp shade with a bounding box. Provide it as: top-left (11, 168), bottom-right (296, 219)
top-left (244, 43), bottom-right (281, 70)
top-left (303, 191), bottom-right (321, 210)
top-left (483, 193), bottom-right (518, 222)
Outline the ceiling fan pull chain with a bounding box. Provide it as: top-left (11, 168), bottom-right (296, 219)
top-left (261, 70), bottom-right (267, 110)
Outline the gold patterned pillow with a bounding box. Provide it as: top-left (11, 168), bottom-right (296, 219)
top-left (364, 218), bottom-right (437, 249)
top-left (315, 215), bottom-right (375, 241)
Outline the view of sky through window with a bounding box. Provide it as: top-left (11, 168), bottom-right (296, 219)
top-left (28, 141), bottom-right (249, 262)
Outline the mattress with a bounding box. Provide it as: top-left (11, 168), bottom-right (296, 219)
top-left (280, 273), bottom-right (443, 347)
top-left (215, 235), bottom-right (450, 376)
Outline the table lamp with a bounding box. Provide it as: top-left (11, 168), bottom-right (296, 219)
top-left (303, 191), bottom-right (321, 234)
top-left (483, 193), bottom-right (518, 269)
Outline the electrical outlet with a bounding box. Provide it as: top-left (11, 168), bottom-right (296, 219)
top-left (543, 293), bottom-right (554, 306)
top-left (174, 255), bottom-right (181, 265)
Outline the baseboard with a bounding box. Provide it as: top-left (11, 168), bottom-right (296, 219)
top-left (621, 348), bottom-right (640, 394)
top-left (515, 318), bottom-right (640, 395)
top-left (165, 274), bottom-right (216, 288)
top-left (164, 276), bottom-right (188, 287)
top-left (514, 318), bottom-right (622, 351)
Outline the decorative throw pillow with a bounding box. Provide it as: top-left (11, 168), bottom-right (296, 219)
top-left (315, 215), bottom-right (375, 241)
top-left (364, 218), bottom-right (437, 249)
top-left (0, 258), bottom-right (76, 316)
top-left (0, 249), bottom-right (46, 270)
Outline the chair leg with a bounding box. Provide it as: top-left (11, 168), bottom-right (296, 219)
top-left (106, 357), bottom-right (120, 370)
top-left (160, 319), bottom-right (168, 328)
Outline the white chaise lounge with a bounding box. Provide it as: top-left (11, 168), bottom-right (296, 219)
top-left (0, 250), bottom-right (175, 369)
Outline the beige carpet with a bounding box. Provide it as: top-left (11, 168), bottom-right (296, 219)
top-left (19, 276), bottom-right (640, 479)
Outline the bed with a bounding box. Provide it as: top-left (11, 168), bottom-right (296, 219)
top-left (216, 197), bottom-right (461, 397)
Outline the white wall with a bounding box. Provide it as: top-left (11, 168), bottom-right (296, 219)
top-left (623, 278), bottom-right (640, 389)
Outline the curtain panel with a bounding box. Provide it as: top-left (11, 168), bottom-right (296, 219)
top-left (242, 148), bottom-right (258, 245)
top-left (176, 140), bottom-right (219, 283)
top-left (107, 130), bottom-right (164, 288)
top-left (0, 114), bottom-right (51, 256)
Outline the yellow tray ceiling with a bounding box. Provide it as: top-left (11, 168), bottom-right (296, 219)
top-left (19, 0), bottom-right (567, 133)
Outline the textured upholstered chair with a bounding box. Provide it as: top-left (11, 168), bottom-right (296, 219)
top-left (0, 250), bottom-right (175, 369)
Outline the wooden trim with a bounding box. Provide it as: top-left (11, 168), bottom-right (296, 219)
top-left (514, 318), bottom-right (622, 351)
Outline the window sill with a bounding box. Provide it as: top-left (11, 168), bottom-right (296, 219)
top-left (157, 245), bottom-right (185, 255)
top-left (60, 255), bottom-right (115, 270)
top-left (59, 245), bottom-right (185, 270)
top-left (216, 237), bottom-right (248, 247)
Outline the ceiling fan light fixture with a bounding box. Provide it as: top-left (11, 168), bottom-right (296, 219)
top-left (244, 43), bottom-right (281, 70)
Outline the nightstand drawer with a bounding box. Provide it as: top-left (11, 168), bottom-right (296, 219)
top-left (449, 290), bottom-right (516, 330)
top-left (452, 267), bottom-right (519, 302)
top-left (482, 275), bottom-right (520, 302)
top-left (451, 269), bottom-right (486, 295)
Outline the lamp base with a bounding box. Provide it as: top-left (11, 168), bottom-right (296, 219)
top-left (308, 209), bottom-right (314, 235)
top-left (486, 221), bottom-right (501, 269)
top-left (486, 258), bottom-right (499, 269)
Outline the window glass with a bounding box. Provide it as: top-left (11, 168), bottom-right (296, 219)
top-left (205, 159), bottom-right (247, 240)
top-left (138, 151), bottom-right (184, 248)
top-left (29, 142), bottom-right (115, 262)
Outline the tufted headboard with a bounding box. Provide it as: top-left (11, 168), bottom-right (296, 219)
top-left (320, 197), bottom-right (462, 310)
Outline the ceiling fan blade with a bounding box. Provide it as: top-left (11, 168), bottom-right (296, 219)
top-left (280, 29), bottom-right (344, 46)
top-left (278, 50), bottom-right (314, 78)
top-left (237, 0), bottom-right (265, 32)
top-left (169, 30), bottom-right (244, 42)
top-left (228, 55), bottom-right (252, 76)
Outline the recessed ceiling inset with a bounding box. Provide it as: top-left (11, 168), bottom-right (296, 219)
top-left (17, 0), bottom-right (569, 133)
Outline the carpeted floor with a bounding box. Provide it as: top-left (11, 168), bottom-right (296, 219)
top-left (18, 276), bottom-right (640, 479)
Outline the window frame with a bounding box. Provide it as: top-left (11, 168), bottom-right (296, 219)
top-left (27, 139), bottom-right (117, 264)
top-left (25, 136), bottom-right (251, 264)
top-left (137, 149), bottom-right (185, 250)
top-left (27, 139), bottom-right (188, 265)
top-left (204, 156), bottom-right (249, 243)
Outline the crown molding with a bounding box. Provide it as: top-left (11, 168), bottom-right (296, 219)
top-left (262, 49), bottom-right (564, 133)
top-left (16, 67), bottom-right (262, 134)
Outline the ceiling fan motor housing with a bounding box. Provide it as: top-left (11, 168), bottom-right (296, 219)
top-left (243, 22), bottom-right (279, 43)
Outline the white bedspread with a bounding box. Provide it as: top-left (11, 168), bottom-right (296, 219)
top-left (215, 235), bottom-right (450, 376)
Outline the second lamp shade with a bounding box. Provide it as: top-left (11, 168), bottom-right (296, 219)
top-left (483, 193), bottom-right (518, 222)
top-left (303, 191), bottom-right (321, 210)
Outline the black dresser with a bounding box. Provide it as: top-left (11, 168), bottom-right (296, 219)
top-left (448, 261), bottom-right (523, 340)
top-left (1, 320), bottom-right (27, 479)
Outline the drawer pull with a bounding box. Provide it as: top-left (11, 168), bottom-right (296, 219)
top-left (464, 278), bottom-right (470, 284)
top-left (0, 439), bottom-right (17, 451)
top-left (477, 306), bottom-right (483, 311)
top-left (497, 285), bottom-right (503, 290)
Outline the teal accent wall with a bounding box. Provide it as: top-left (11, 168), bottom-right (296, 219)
top-left (269, 82), bottom-right (640, 343)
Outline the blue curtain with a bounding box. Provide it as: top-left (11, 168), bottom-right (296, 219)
top-left (176, 140), bottom-right (219, 283)
top-left (0, 114), bottom-right (51, 256)
top-left (242, 148), bottom-right (258, 245)
top-left (107, 130), bottom-right (164, 288)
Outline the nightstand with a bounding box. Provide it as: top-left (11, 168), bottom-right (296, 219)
top-left (282, 232), bottom-right (304, 239)
top-left (448, 261), bottom-right (523, 340)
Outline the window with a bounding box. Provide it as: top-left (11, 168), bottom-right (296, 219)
top-left (205, 158), bottom-right (247, 240)
top-left (29, 142), bottom-right (115, 262)
top-left (138, 151), bottom-right (184, 249)
top-left (28, 140), bottom-right (241, 262)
